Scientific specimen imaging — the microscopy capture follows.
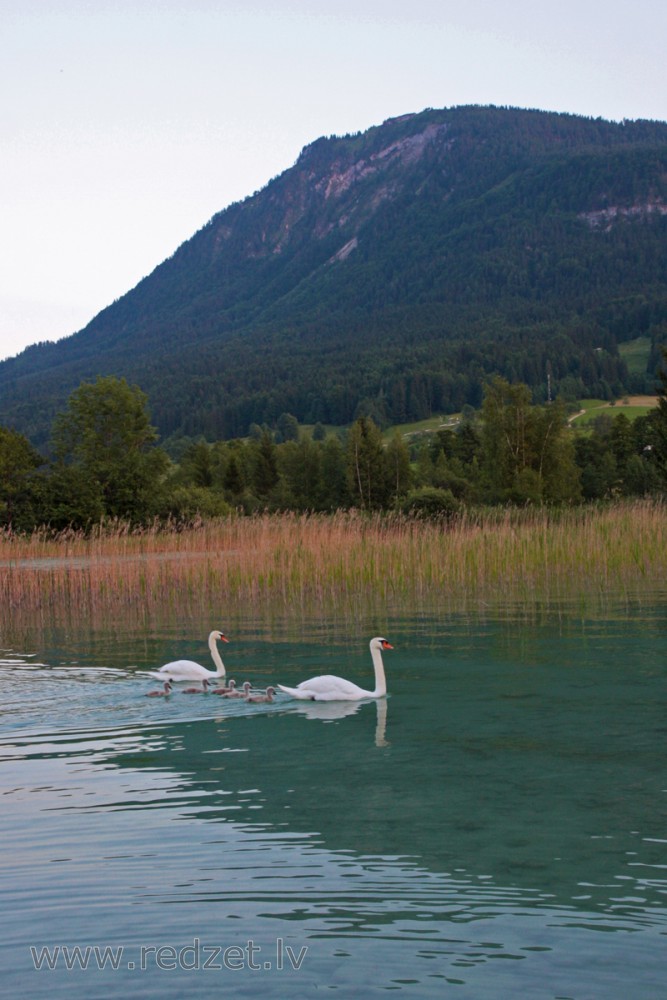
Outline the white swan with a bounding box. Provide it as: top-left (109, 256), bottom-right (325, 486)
top-left (277, 637), bottom-right (393, 702)
top-left (147, 630), bottom-right (229, 682)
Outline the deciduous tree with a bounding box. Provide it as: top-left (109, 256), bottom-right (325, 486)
top-left (480, 376), bottom-right (580, 503)
top-left (52, 375), bottom-right (168, 522)
top-left (0, 427), bottom-right (43, 528)
top-left (346, 417), bottom-right (390, 509)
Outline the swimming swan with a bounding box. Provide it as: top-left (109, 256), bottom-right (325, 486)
top-left (246, 686), bottom-right (276, 703)
top-left (211, 679), bottom-right (236, 695)
top-left (182, 678), bottom-right (211, 694)
top-left (223, 681), bottom-right (252, 699)
top-left (277, 637), bottom-right (393, 702)
top-left (145, 680), bottom-right (173, 698)
top-left (147, 630), bottom-right (229, 682)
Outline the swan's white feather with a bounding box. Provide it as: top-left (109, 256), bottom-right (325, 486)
top-left (146, 630), bottom-right (228, 683)
top-left (277, 675), bottom-right (371, 701)
top-left (277, 637), bottom-right (392, 702)
top-left (148, 659), bottom-right (216, 681)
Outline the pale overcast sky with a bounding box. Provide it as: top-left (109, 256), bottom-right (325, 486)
top-left (2, 0), bottom-right (666, 362)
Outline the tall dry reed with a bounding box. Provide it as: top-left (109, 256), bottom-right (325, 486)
top-left (0, 502), bottom-right (665, 628)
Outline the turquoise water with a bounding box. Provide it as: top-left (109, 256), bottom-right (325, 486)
top-left (1, 598), bottom-right (666, 998)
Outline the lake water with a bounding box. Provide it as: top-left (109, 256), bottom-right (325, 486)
top-left (1, 596), bottom-right (666, 998)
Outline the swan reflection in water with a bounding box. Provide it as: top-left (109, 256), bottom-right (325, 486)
top-left (286, 696), bottom-right (389, 747)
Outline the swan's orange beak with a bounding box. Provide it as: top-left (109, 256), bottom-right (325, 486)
top-left (382, 640), bottom-right (394, 649)
top-left (218, 633), bottom-right (230, 643)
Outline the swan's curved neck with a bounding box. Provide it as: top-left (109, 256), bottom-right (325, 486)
top-left (370, 644), bottom-right (387, 697)
top-left (209, 634), bottom-right (226, 677)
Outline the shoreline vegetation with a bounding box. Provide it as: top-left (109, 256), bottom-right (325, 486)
top-left (1, 501), bottom-right (665, 626)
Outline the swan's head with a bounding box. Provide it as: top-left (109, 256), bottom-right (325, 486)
top-left (371, 637), bottom-right (393, 651)
top-left (212, 630), bottom-right (229, 643)
top-left (266, 687), bottom-right (276, 696)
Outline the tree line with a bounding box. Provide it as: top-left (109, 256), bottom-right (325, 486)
top-left (1, 367), bottom-right (667, 533)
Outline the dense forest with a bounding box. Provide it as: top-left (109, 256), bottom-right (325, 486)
top-left (2, 364), bottom-right (667, 533)
top-left (2, 105), bottom-right (667, 450)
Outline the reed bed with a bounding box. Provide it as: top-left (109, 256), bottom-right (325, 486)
top-left (1, 501), bottom-right (666, 628)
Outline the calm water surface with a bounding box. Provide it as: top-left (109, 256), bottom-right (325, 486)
top-left (1, 597), bottom-right (666, 998)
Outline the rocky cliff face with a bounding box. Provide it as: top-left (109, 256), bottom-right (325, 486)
top-left (580, 201), bottom-right (667, 230)
top-left (210, 119), bottom-right (451, 260)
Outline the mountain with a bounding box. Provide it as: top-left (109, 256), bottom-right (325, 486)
top-left (3, 104), bottom-right (667, 448)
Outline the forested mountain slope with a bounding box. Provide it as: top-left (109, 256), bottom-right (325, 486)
top-left (3, 105), bottom-right (667, 447)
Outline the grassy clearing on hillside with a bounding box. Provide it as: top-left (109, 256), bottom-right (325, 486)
top-left (386, 394), bottom-right (658, 439)
top-left (619, 336), bottom-right (651, 375)
top-left (569, 396), bottom-right (658, 426)
top-left (298, 392), bottom-right (658, 441)
top-left (382, 414), bottom-right (461, 441)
